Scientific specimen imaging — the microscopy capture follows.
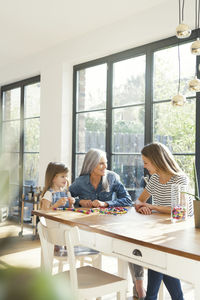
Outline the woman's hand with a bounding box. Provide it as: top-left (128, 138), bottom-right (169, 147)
top-left (92, 200), bottom-right (108, 208)
top-left (68, 197), bottom-right (75, 208)
top-left (79, 199), bottom-right (93, 207)
top-left (138, 205), bottom-right (152, 215)
top-left (135, 202), bottom-right (152, 215)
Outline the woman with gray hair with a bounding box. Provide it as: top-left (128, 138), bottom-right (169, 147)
top-left (69, 148), bottom-right (132, 207)
top-left (69, 148), bottom-right (145, 299)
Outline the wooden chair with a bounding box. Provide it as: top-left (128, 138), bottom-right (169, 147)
top-left (39, 217), bottom-right (100, 273)
top-left (38, 221), bottom-right (127, 299)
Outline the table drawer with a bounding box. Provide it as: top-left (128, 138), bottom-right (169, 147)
top-left (113, 239), bottom-right (166, 269)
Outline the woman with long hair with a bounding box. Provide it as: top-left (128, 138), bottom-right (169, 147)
top-left (136, 142), bottom-right (192, 300)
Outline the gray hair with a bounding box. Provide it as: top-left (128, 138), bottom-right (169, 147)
top-left (80, 148), bottom-right (109, 191)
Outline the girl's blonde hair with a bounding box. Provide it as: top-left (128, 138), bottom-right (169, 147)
top-left (42, 162), bottom-right (69, 197)
top-left (141, 142), bottom-right (183, 175)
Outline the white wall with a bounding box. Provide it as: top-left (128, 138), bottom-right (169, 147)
top-left (0, 1), bottom-right (195, 185)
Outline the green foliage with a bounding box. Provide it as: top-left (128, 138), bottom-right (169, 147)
top-left (0, 267), bottom-right (74, 300)
top-left (85, 117), bottom-right (105, 132)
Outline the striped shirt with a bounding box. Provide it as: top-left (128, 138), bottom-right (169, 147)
top-left (145, 173), bottom-right (193, 215)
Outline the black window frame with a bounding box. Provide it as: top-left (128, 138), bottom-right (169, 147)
top-left (0, 75), bottom-right (41, 212)
top-left (72, 30), bottom-right (200, 190)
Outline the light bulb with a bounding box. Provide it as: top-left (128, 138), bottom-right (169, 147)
top-left (171, 93), bottom-right (186, 106)
top-left (191, 38), bottom-right (200, 55)
top-left (176, 23), bottom-right (191, 38)
top-left (189, 76), bottom-right (200, 92)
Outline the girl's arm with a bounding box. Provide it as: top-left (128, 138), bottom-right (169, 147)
top-left (40, 198), bottom-right (51, 210)
top-left (41, 197), bottom-right (68, 210)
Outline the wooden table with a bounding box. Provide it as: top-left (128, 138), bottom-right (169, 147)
top-left (33, 207), bottom-right (200, 299)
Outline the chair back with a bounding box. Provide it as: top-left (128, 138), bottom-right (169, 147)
top-left (38, 220), bottom-right (80, 293)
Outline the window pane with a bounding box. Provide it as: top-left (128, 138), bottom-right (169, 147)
top-left (113, 55), bottom-right (145, 107)
top-left (112, 154), bottom-right (143, 200)
top-left (2, 88), bottom-right (20, 120)
top-left (112, 106), bottom-right (144, 153)
top-left (174, 155), bottom-right (195, 190)
top-left (10, 184), bottom-right (20, 208)
top-left (2, 120), bottom-right (20, 152)
top-left (76, 111), bottom-right (106, 152)
top-left (75, 154), bottom-right (85, 177)
top-left (153, 100), bottom-right (195, 153)
top-left (24, 82), bottom-right (40, 118)
top-left (23, 153), bottom-right (39, 186)
top-left (154, 42), bottom-right (196, 101)
top-left (2, 153), bottom-right (20, 185)
top-left (24, 118), bottom-right (40, 152)
top-left (76, 64), bottom-right (107, 111)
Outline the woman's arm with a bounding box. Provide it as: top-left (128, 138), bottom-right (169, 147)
top-left (135, 189), bottom-right (152, 214)
top-left (136, 189), bottom-right (171, 214)
top-left (146, 203), bottom-right (171, 214)
top-left (105, 174), bottom-right (132, 207)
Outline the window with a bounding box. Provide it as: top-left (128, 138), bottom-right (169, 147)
top-left (153, 43), bottom-right (196, 186)
top-left (73, 32), bottom-right (200, 199)
top-left (0, 76), bottom-right (40, 216)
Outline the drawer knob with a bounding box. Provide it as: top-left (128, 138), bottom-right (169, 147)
top-left (132, 249), bottom-right (142, 257)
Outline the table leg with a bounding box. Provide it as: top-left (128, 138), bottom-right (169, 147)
top-left (194, 279), bottom-right (200, 300)
top-left (158, 281), bottom-right (165, 300)
top-left (32, 201), bottom-right (38, 237)
top-left (19, 197), bottom-right (24, 237)
top-left (117, 259), bottom-right (128, 300)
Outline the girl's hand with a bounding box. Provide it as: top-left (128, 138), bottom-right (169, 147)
top-left (92, 200), bottom-right (108, 208)
top-left (79, 199), bottom-right (93, 208)
top-left (68, 197), bottom-right (75, 208)
top-left (56, 197), bottom-right (68, 207)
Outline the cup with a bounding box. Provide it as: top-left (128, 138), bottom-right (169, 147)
top-left (171, 184), bottom-right (188, 222)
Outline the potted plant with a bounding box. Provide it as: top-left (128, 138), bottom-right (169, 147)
top-left (185, 162), bottom-right (200, 228)
top-left (192, 162), bottom-right (200, 228)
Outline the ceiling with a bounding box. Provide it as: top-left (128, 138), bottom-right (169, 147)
top-left (0, 0), bottom-right (169, 68)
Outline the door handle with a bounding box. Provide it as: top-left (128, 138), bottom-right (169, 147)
top-left (132, 249), bottom-right (142, 257)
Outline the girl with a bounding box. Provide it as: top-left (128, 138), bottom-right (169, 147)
top-left (41, 162), bottom-right (75, 210)
top-left (136, 142), bottom-right (192, 300)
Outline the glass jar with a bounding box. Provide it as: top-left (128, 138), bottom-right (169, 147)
top-left (171, 184), bottom-right (188, 222)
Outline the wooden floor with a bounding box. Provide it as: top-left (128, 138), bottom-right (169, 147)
top-left (0, 220), bottom-right (194, 299)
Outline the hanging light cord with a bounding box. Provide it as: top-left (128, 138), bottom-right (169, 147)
top-left (178, 42), bottom-right (181, 94)
top-left (179, 0), bottom-right (185, 23)
top-left (195, 0), bottom-right (200, 30)
top-left (182, 0), bottom-right (185, 23)
top-left (198, 0), bottom-right (200, 36)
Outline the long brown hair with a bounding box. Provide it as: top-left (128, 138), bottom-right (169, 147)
top-left (42, 162), bottom-right (69, 196)
top-left (141, 142), bottom-right (183, 175)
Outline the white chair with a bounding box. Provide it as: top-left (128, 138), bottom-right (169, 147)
top-left (39, 217), bottom-right (100, 273)
top-left (38, 221), bottom-right (127, 300)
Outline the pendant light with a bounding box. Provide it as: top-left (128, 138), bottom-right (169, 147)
top-left (176, 0), bottom-right (191, 38)
top-left (189, 76), bottom-right (200, 91)
top-left (172, 43), bottom-right (186, 106)
top-left (189, 0), bottom-right (200, 91)
top-left (191, 0), bottom-right (200, 55)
